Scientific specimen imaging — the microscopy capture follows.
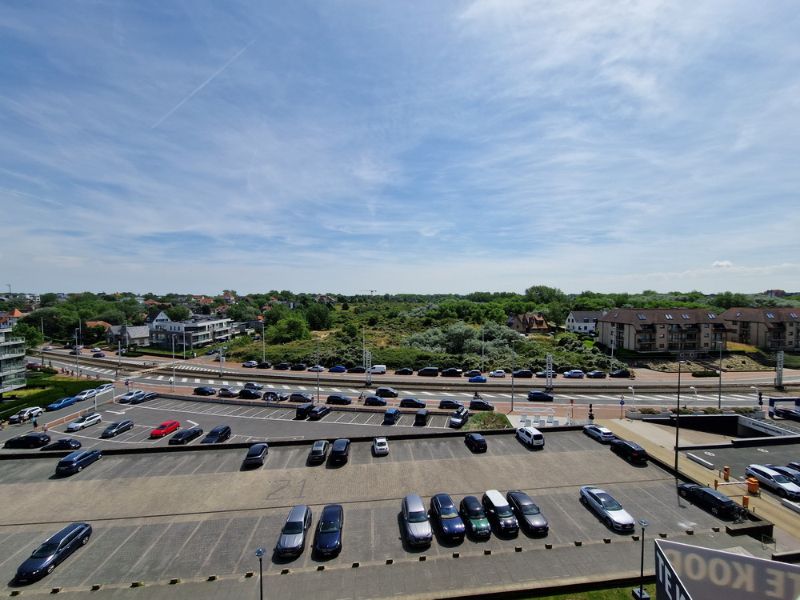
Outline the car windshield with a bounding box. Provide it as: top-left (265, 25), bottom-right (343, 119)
top-left (467, 506), bottom-right (485, 518)
top-left (282, 521), bottom-right (303, 535)
top-left (598, 494), bottom-right (622, 511)
top-left (408, 510), bottom-right (427, 523)
top-left (440, 506), bottom-right (458, 519)
top-left (312, 443), bottom-right (325, 452)
top-left (520, 502), bottom-right (540, 515)
top-left (496, 505), bottom-right (514, 518)
top-left (31, 541), bottom-right (59, 558)
top-left (319, 519), bottom-right (341, 533)
top-left (247, 446), bottom-right (263, 457)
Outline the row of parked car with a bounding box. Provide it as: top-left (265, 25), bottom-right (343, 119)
top-left (5, 385), bottom-right (116, 424)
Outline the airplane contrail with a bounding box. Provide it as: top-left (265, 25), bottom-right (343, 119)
top-left (151, 38), bottom-right (256, 129)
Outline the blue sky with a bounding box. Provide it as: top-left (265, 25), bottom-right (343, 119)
top-left (2, 1), bottom-right (799, 295)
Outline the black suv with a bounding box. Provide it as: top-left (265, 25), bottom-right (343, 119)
top-left (326, 394), bottom-right (352, 405)
top-left (610, 439), bottom-right (648, 464)
top-left (329, 439), bottom-right (351, 465)
top-left (417, 366), bottom-right (439, 376)
top-left (375, 387), bottom-right (398, 398)
top-left (400, 398), bottom-right (426, 409)
top-left (469, 399), bottom-right (494, 411)
top-left (441, 368), bottom-right (462, 377)
top-left (201, 425), bottom-right (232, 444)
top-left (512, 369), bottom-right (534, 378)
top-left (465, 433), bottom-right (487, 452)
top-left (677, 484), bottom-right (739, 519)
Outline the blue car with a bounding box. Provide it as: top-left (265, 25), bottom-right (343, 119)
top-left (14, 522), bottom-right (92, 583)
top-left (430, 493), bottom-right (466, 542)
top-left (312, 504), bottom-right (344, 557)
top-left (469, 375), bottom-right (487, 383)
top-left (328, 365), bottom-right (347, 373)
top-left (47, 397), bottom-right (77, 411)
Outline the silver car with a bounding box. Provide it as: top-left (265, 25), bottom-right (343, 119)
top-left (401, 494), bottom-right (432, 547)
top-left (579, 486), bottom-right (635, 533)
top-left (66, 413), bottom-right (102, 432)
top-left (745, 465), bottom-right (800, 500)
top-left (274, 505), bottom-right (312, 557)
top-left (73, 389), bottom-right (97, 402)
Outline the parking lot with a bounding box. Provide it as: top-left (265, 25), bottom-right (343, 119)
top-left (0, 431), bottom-right (773, 599)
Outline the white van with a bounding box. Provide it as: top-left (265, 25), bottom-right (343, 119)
top-left (368, 365), bottom-right (387, 374)
top-left (516, 426), bottom-right (545, 448)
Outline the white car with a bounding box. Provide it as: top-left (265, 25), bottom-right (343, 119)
top-left (583, 425), bottom-right (616, 443)
top-left (242, 361), bottom-right (258, 368)
top-left (66, 413), bottom-right (102, 431)
top-left (73, 389), bottom-right (97, 401)
top-left (90, 347), bottom-right (102, 353)
top-left (118, 390), bottom-right (145, 404)
top-left (580, 486), bottom-right (635, 533)
top-left (8, 407), bottom-right (43, 424)
top-left (489, 370), bottom-right (506, 378)
top-left (372, 437), bottom-right (389, 456)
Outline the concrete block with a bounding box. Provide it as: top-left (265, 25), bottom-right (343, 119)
top-left (385, 559), bottom-right (393, 565)
top-left (484, 549), bottom-right (492, 555)
top-left (91, 584), bottom-right (102, 590)
top-left (514, 546), bottom-right (522, 552)
top-left (686, 529), bottom-right (694, 535)
top-left (419, 556), bottom-right (426, 562)
top-left (659, 533), bottom-right (667, 538)
top-left (130, 582), bottom-right (144, 588)
top-left (169, 578), bottom-right (181, 584)
top-left (206, 575), bottom-right (217, 582)
top-left (244, 572), bottom-right (254, 578)
top-left (574, 541), bottom-right (582, 547)
top-left (50, 588), bottom-right (61, 594)
top-left (452, 552), bottom-right (460, 558)
top-left (316, 565), bottom-right (325, 571)
top-left (351, 562), bottom-right (359, 568)
top-left (603, 538), bottom-right (611, 544)
top-left (545, 543), bottom-right (552, 549)
top-left (280, 569), bottom-right (290, 575)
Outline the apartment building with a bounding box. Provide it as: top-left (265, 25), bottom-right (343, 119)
top-left (597, 309), bottom-right (727, 356)
top-left (721, 307), bottom-right (800, 351)
top-left (149, 311), bottom-right (232, 349)
top-left (0, 324), bottom-right (26, 395)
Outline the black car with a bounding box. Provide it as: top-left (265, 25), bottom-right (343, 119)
top-left (218, 387), bottom-right (238, 398)
top-left (587, 370), bottom-right (607, 379)
top-left (242, 442), bottom-right (269, 468)
top-left (4, 432), bottom-right (51, 449)
top-left (469, 399), bottom-right (494, 411)
top-left (290, 363), bottom-right (307, 371)
top-left (193, 386), bottom-right (216, 396)
top-left (507, 490), bottom-right (549, 535)
top-left (535, 370), bottom-right (558, 379)
top-left (263, 390), bottom-right (283, 402)
top-left (256, 361), bottom-right (272, 369)
top-left (307, 440), bottom-right (330, 464)
top-left (465, 433), bottom-right (487, 452)
top-left (274, 362), bottom-right (291, 370)
top-left (414, 409), bottom-right (429, 426)
top-left (288, 392), bottom-right (314, 403)
top-left (55, 450), bottom-right (102, 476)
top-left (459, 495), bottom-right (491, 540)
top-left (463, 370), bottom-right (482, 378)
top-left (610, 369), bottom-right (631, 378)
top-left (430, 493), bottom-right (466, 542)
top-left (296, 402), bottom-right (315, 419)
top-left (527, 390), bottom-right (554, 402)
top-left (400, 398), bottom-right (426, 409)
top-left (417, 366), bottom-right (439, 377)
top-left (394, 367), bottom-right (414, 375)
top-left (677, 483), bottom-right (739, 519)
top-left (326, 394), bottom-right (352, 405)
top-left (100, 420), bottom-right (134, 438)
top-left (201, 425), bottom-right (232, 444)
top-left (438, 399), bottom-right (463, 410)
top-left (347, 366), bottom-right (366, 373)
top-left (168, 427), bottom-right (203, 445)
top-left (14, 522), bottom-right (92, 583)
top-left (130, 392), bottom-right (156, 404)
top-left (313, 504), bottom-right (344, 557)
top-left (329, 438), bottom-right (351, 464)
top-left (239, 389), bottom-right (261, 400)
top-left (375, 387), bottom-right (398, 398)
top-left (40, 439), bottom-right (82, 452)
top-left (512, 369), bottom-right (534, 378)
top-left (364, 395), bottom-right (387, 407)
top-left (610, 439), bottom-right (649, 464)
top-left (441, 367), bottom-right (462, 377)
top-left (309, 405), bottom-right (331, 420)
top-left (243, 382), bottom-right (263, 391)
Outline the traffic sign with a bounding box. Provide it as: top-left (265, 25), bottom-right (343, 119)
top-left (620, 399), bottom-right (625, 406)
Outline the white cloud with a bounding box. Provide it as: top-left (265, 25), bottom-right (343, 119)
top-left (712, 260), bottom-right (733, 269)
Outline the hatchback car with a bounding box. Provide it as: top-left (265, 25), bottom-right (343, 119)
top-left (465, 433), bottom-right (487, 452)
top-left (66, 413), bottom-right (102, 432)
top-left (313, 504), bottom-right (344, 557)
top-left (401, 494), bottom-right (432, 547)
top-left (307, 364), bottom-right (325, 372)
top-left (288, 392), bottom-right (314, 403)
top-left (677, 483), bottom-right (739, 519)
top-left (610, 439), bottom-right (649, 464)
top-left (328, 365), bottom-right (347, 373)
top-left (579, 486), bottom-right (635, 533)
top-left (527, 390), bottom-right (554, 402)
top-left (583, 424), bottom-right (616, 443)
top-left (463, 369), bottom-right (481, 378)
top-left (193, 386), bottom-right (216, 396)
top-left (201, 425), bottom-right (232, 444)
top-left (308, 405), bottom-right (331, 420)
top-left (307, 440), bottom-right (330, 464)
top-left (9, 406), bottom-right (44, 423)
top-left (329, 439), bottom-right (351, 464)
top-left (469, 399), bottom-right (494, 411)
top-left (242, 442), bottom-right (269, 468)
top-left (375, 387), bottom-right (398, 398)
top-left (587, 370), bottom-right (607, 378)
top-left (745, 464), bottom-right (800, 499)
top-left (489, 370), bottom-right (506, 378)
top-left (430, 493), bottom-right (465, 542)
top-left (73, 389), bottom-right (97, 402)
top-left (459, 495), bottom-right (491, 540)
top-left (56, 450), bottom-right (102, 476)
top-left (563, 369), bottom-right (585, 378)
top-left (364, 395), bottom-right (387, 407)
top-left (326, 394), bottom-right (352, 405)
top-left (507, 490), bottom-right (549, 535)
top-left (414, 409), bottom-right (429, 426)
top-left (394, 367), bottom-right (414, 375)
top-left (150, 420), bottom-right (180, 438)
top-left (14, 522), bottom-right (92, 583)
top-left (449, 406), bottom-right (470, 428)
top-left (438, 399), bottom-right (463, 410)
top-left (239, 389), bottom-right (261, 400)
top-left (4, 432), bottom-right (51, 449)
top-left (100, 420), bottom-right (134, 438)
top-left (383, 407), bottom-right (400, 425)
top-left (243, 382), bottom-right (263, 390)
top-left (40, 439), bottom-right (81, 452)
top-left (217, 387), bottom-right (239, 398)
top-left (469, 375), bottom-right (487, 383)
top-left (372, 437), bottom-right (389, 456)
top-left (274, 505), bottom-right (312, 558)
top-left (47, 397), bottom-right (77, 411)
top-left (92, 352), bottom-right (105, 358)
top-left (118, 390), bottom-right (145, 404)
top-left (168, 427), bottom-right (203, 445)
top-left (95, 383), bottom-right (115, 394)
top-left (262, 390), bottom-right (283, 402)
top-left (400, 397), bottom-right (426, 409)
top-left (482, 490), bottom-right (519, 537)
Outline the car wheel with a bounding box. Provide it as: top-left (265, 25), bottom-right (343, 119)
top-left (604, 517), bottom-right (613, 529)
top-left (778, 488), bottom-right (787, 499)
top-left (47, 564), bottom-right (55, 574)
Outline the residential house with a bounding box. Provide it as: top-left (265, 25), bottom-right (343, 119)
top-left (107, 325), bottom-right (151, 348)
top-left (0, 324), bottom-right (26, 395)
top-left (565, 310), bottom-right (604, 334)
top-left (721, 307), bottom-right (800, 351)
top-left (507, 312), bottom-right (552, 335)
top-left (0, 308), bottom-right (25, 329)
top-left (149, 312), bottom-right (233, 350)
top-left (597, 308), bottom-right (727, 356)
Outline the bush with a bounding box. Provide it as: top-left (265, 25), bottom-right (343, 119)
top-left (638, 407), bottom-right (660, 415)
top-left (701, 407), bottom-right (723, 414)
top-left (463, 412), bottom-right (513, 431)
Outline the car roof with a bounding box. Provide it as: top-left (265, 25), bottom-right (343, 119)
top-left (47, 522), bottom-right (89, 543)
top-left (404, 494), bottom-right (425, 512)
top-left (433, 493), bottom-right (455, 506)
top-left (374, 437), bottom-right (387, 443)
top-left (312, 440), bottom-right (328, 448)
top-left (508, 490), bottom-right (533, 504)
top-left (210, 425), bottom-right (229, 433)
top-left (468, 433), bottom-right (485, 439)
top-left (462, 495), bottom-right (481, 509)
top-left (484, 489), bottom-right (507, 505)
top-left (321, 504), bottom-right (342, 519)
top-left (287, 505), bottom-right (309, 521)
top-left (332, 438), bottom-right (349, 449)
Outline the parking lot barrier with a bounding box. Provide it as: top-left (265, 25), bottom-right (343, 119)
top-left (603, 538), bottom-right (611, 544)
top-left (316, 565), bottom-right (325, 571)
top-left (130, 582), bottom-right (144, 588)
top-left (385, 559), bottom-right (393, 565)
top-left (452, 552), bottom-right (460, 558)
top-left (352, 562), bottom-right (359, 568)
top-left (574, 541), bottom-right (582, 547)
top-left (632, 534), bottom-right (639, 541)
top-left (280, 569), bottom-right (290, 575)
top-left (90, 584), bottom-right (101, 590)
top-left (514, 546), bottom-right (522, 552)
top-left (244, 572), bottom-right (254, 578)
top-left (484, 549), bottom-right (492, 555)
top-left (169, 578), bottom-right (181, 584)
top-left (206, 575), bottom-right (217, 582)
top-left (10, 591), bottom-right (21, 596)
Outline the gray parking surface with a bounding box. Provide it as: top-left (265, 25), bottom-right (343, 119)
top-left (0, 431), bottom-right (771, 598)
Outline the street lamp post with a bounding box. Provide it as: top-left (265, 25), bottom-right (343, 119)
top-left (255, 547), bottom-right (265, 600)
top-left (633, 519), bottom-right (650, 599)
top-left (510, 347), bottom-right (516, 413)
top-left (715, 340), bottom-right (724, 409)
top-left (674, 361), bottom-right (685, 476)
top-left (171, 335), bottom-right (176, 392)
top-left (74, 328), bottom-right (80, 376)
top-left (628, 385), bottom-right (636, 412)
top-left (261, 323), bottom-right (266, 364)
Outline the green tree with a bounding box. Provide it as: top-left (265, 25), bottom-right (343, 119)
top-left (166, 306), bottom-right (191, 322)
top-left (305, 303), bottom-right (331, 330)
top-left (12, 322), bottom-right (43, 348)
top-left (267, 316), bottom-right (310, 343)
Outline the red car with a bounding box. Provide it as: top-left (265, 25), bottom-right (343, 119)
top-left (150, 420), bottom-right (180, 438)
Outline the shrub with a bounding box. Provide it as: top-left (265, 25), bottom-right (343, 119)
top-left (638, 407), bottom-right (660, 415)
top-left (701, 407), bottom-right (723, 414)
top-left (463, 412), bottom-right (513, 431)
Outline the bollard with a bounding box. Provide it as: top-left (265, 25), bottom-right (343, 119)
top-left (714, 479), bottom-right (719, 490)
top-left (743, 495), bottom-right (750, 509)
top-left (574, 541), bottom-right (582, 547)
top-left (545, 543), bottom-right (552, 549)
top-left (603, 538), bottom-right (611, 544)
top-left (130, 582), bottom-right (144, 588)
top-left (244, 572), bottom-right (254, 578)
top-left (686, 529), bottom-right (694, 535)
top-left (316, 566), bottom-right (324, 571)
top-left (51, 588), bottom-right (61, 594)
top-left (514, 546), bottom-right (522, 553)
top-left (280, 569), bottom-right (290, 575)
top-left (746, 478), bottom-right (759, 495)
top-left (723, 466), bottom-right (730, 482)
top-left (419, 556), bottom-right (426, 562)
top-left (452, 552), bottom-right (460, 558)
top-left (484, 549), bottom-right (492, 555)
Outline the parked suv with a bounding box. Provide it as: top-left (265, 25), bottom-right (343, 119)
top-left (448, 406), bottom-right (469, 429)
top-left (417, 367), bottom-right (439, 377)
top-left (677, 484), bottom-right (739, 519)
top-left (481, 490), bottom-right (519, 536)
top-left (329, 439), bottom-right (351, 465)
top-left (610, 439), bottom-right (648, 464)
top-left (201, 425), bottom-right (232, 444)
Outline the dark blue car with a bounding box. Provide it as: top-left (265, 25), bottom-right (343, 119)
top-left (46, 396), bottom-right (77, 411)
top-left (430, 493), bottom-right (465, 542)
top-left (14, 522), bottom-right (92, 583)
top-left (313, 504), bottom-right (344, 557)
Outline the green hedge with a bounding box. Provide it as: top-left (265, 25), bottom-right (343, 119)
top-left (0, 376), bottom-right (111, 420)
